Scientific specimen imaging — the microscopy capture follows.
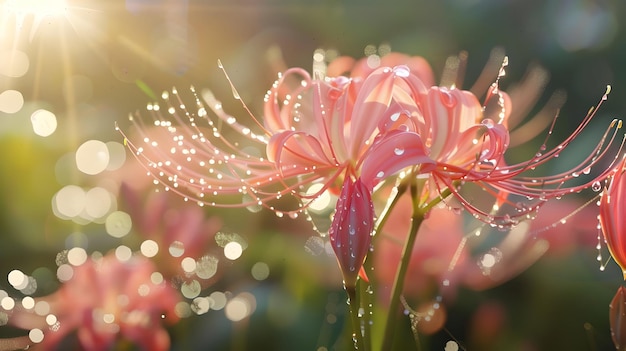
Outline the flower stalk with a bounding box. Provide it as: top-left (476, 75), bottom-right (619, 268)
top-left (381, 178), bottom-right (424, 350)
top-left (379, 179), bottom-right (452, 350)
top-left (346, 284), bottom-right (367, 351)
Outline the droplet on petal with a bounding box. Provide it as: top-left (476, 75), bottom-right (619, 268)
top-left (600, 160), bottom-right (626, 279)
top-left (393, 65), bottom-right (411, 78)
top-left (328, 177), bottom-right (374, 288)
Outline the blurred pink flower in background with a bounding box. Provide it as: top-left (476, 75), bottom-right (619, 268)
top-left (373, 184), bottom-right (601, 334)
top-left (11, 254), bottom-right (180, 351)
top-left (119, 183), bottom-right (223, 286)
top-left (375, 194), bottom-right (465, 300)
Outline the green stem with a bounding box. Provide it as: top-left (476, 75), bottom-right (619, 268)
top-left (380, 183), bottom-right (452, 350)
top-left (356, 180), bottom-right (408, 350)
top-left (358, 279), bottom-right (373, 351)
top-left (346, 285), bottom-right (367, 351)
top-left (381, 180), bottom-right (424, 350)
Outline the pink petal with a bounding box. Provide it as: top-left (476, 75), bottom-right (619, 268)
top-left (329, 177), bottom-right (374, 287)
top-left (422, 87), bottom-right (484, 161)
top-left (348, 67), bottom-right (396, 159)
top-left (267, 131), bottom-right (334, 172)
top-left (359, 131), bottom-right (434, 188)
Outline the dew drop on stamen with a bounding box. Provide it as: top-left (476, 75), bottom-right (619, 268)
top-left (231, 86), bottom-right (241, 100)
top-left (592, 181), bottom-right (602, 192)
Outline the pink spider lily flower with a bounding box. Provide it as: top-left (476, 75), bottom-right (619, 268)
top-left (600, 158), bottom-right (626, 279)
top-left (119, 51), bottom-right (622, 287)
top-left (11, 254), bottom-right (180, 351)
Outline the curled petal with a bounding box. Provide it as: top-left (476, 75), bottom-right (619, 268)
top-left (610, 286), bottom-right (626, 350)
top-left (267, 131), bottom-right (335, 171)
top-left (360, 131), bottom-right (434, 188)
top-left (423, 87), bottom-right (484, 161)
top-left (263, 67), bottom-right (312, 133)
top-left (600, 159), bottom-right (626, 279)
top-left (329, 177), bottom-right (374, 287)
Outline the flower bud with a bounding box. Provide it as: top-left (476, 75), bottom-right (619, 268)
top-left (329, 177), bottom-right (374, 288)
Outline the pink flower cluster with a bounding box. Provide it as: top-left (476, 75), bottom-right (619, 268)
top-left (120, 51), bottom-right (622, 290)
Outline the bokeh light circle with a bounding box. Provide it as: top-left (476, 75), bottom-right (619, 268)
top-left (0, 90), bottom-right (23, 113)
top-left (105, 211), bottom-right (132, 238)
top-left (224, 242), bottom-right (243, 260)
top-left (140, 240), bottom-right (159, 258)
top-left (30, 109), bottom-right (57, 137)
top-left (67, 247), bottom-right (88, 266)
top-left (84, 187), bottom-right (113, 219)
top-left (28, 328), bottom-right (44, 343)
top-left (53, 185), bottom-right (86, 219)
top-left (76, 140), bottom-right (110, 175)
top-left (251, 262), bottom-right (270, 281)
top-left (0, 49), bottom-right (29, 77)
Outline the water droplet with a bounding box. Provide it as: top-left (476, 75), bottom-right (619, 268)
top-left (393, 65), bottom-right (410, 77)
top-left (592, 181), bottom-right (602, 192)
top-left (357, 307), bottom-right (364, 317)
top-left (394, 147), bottom-right (405, 156)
